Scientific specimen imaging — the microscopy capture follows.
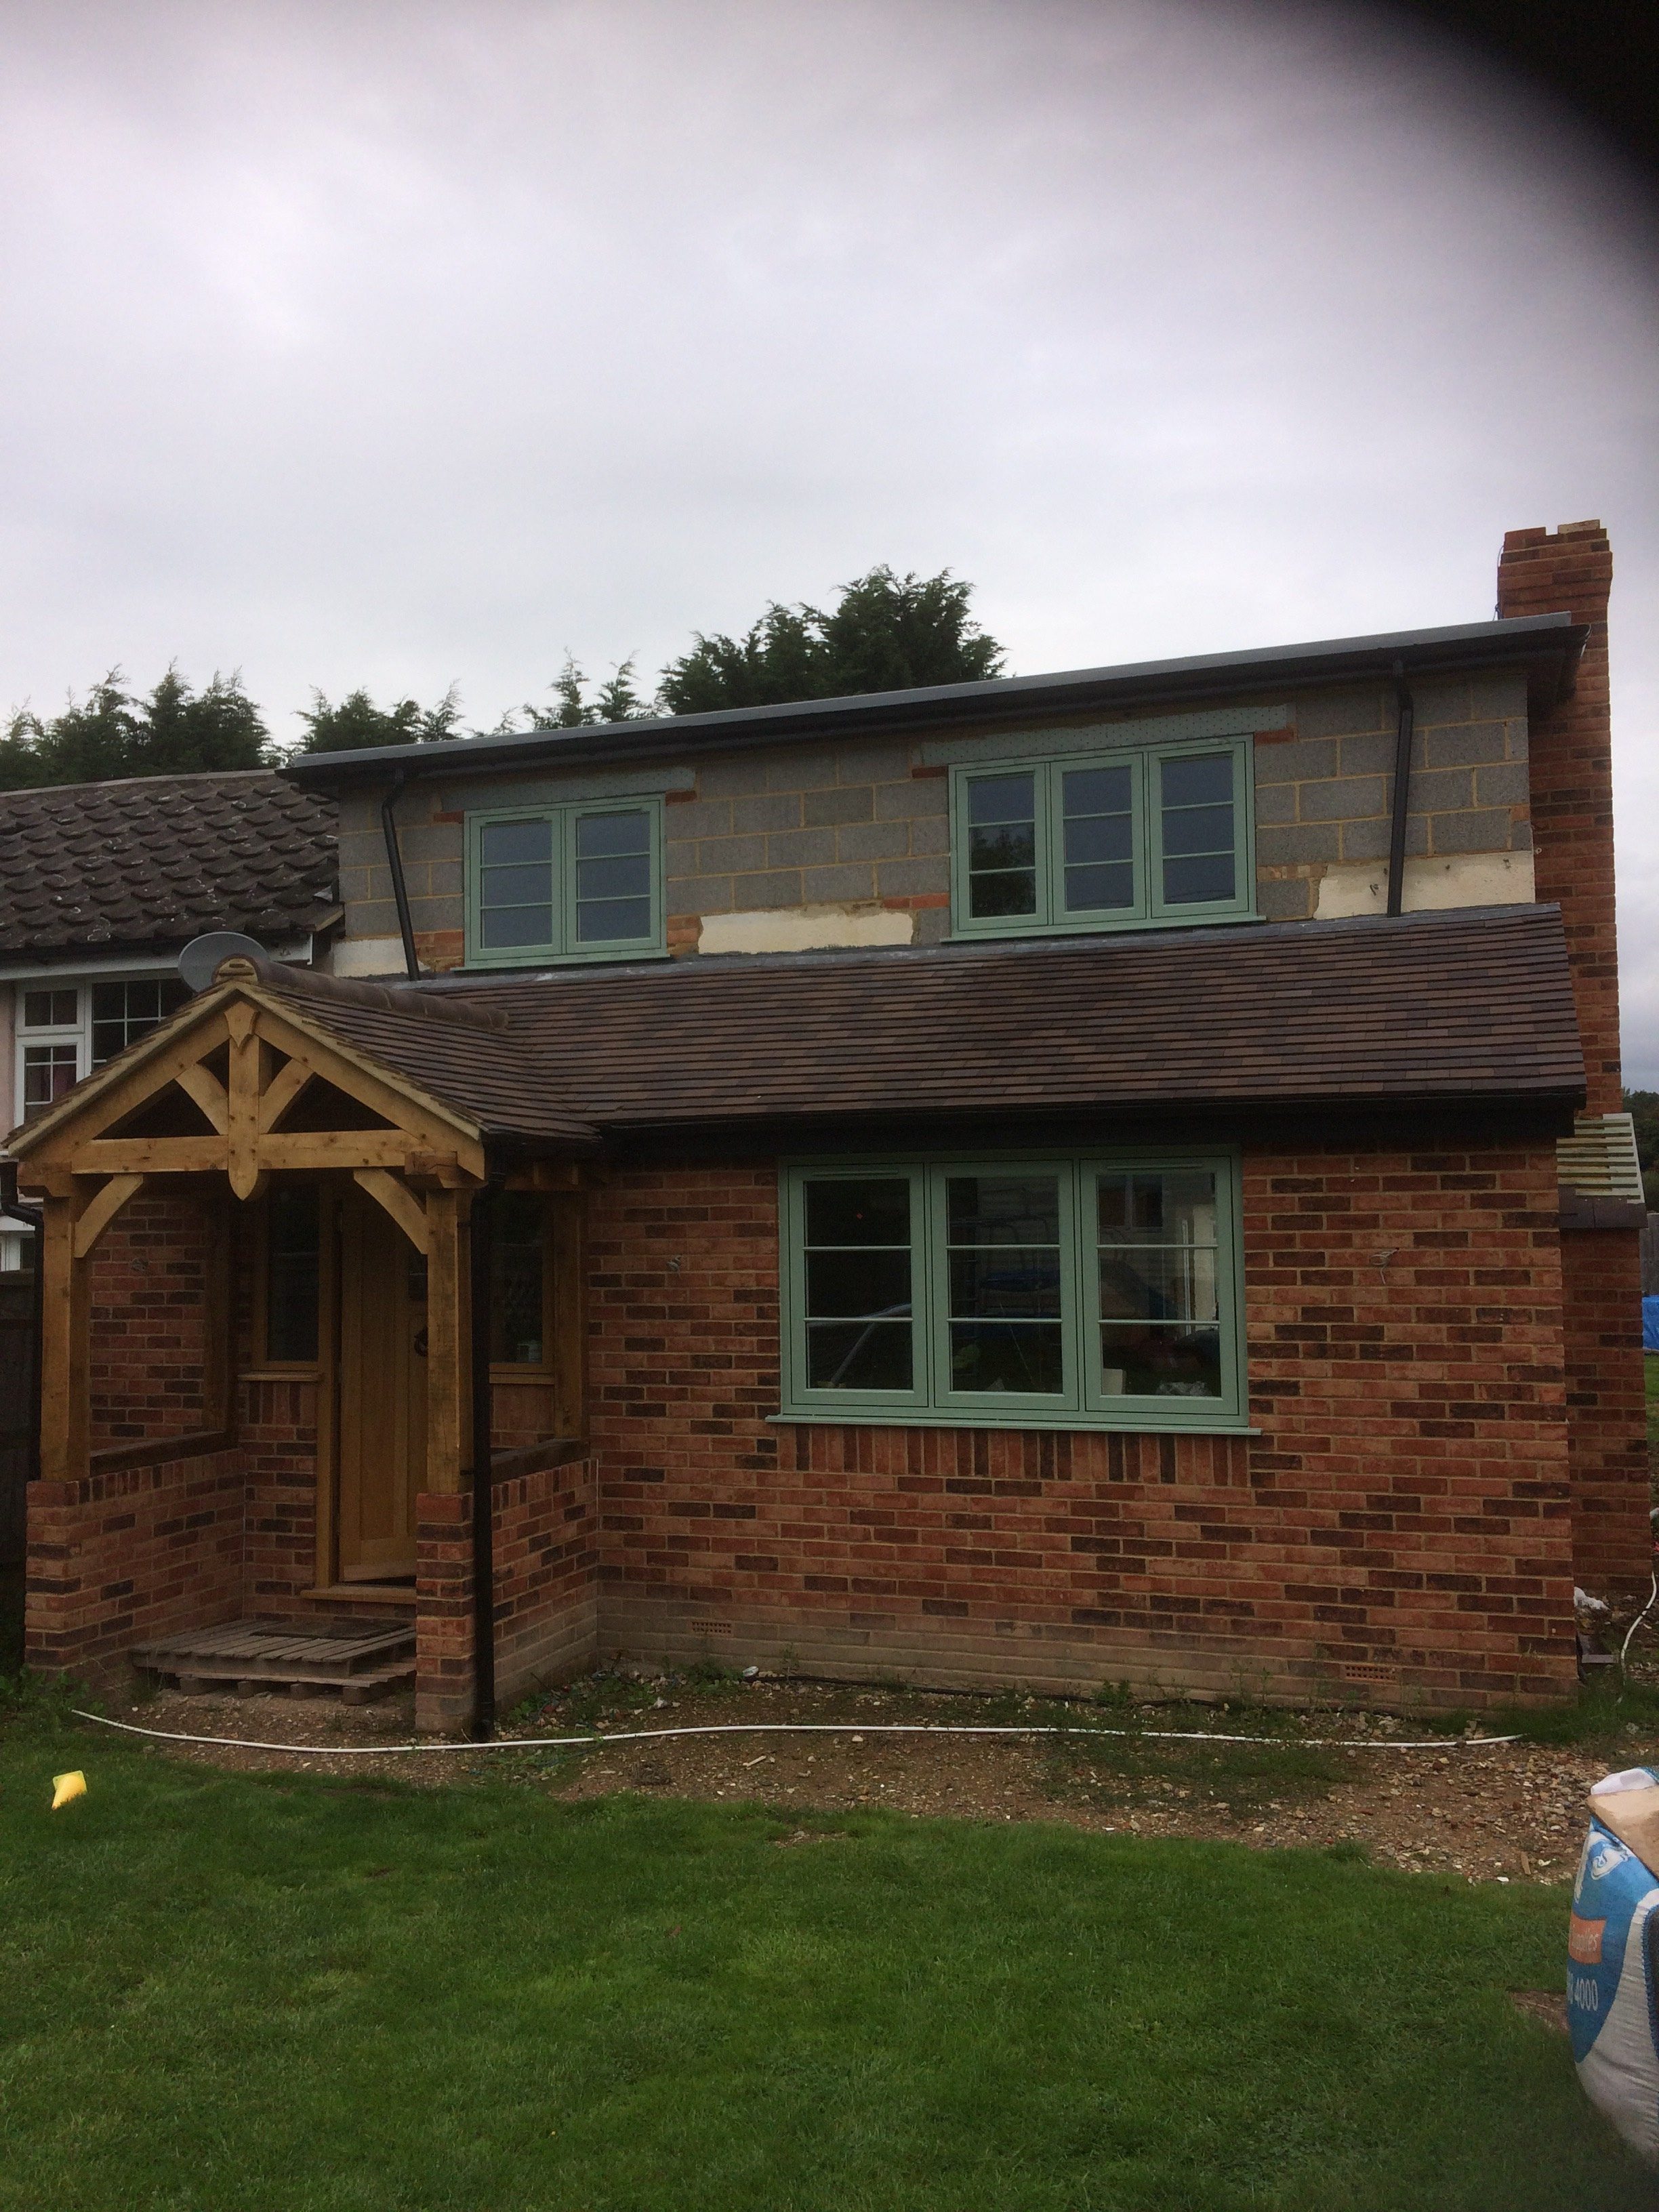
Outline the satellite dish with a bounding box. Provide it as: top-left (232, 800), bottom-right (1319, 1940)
top-left (178, 930), bottom-right (267, 993)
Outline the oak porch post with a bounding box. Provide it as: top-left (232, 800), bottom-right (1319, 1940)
top-left (37, 1191), bottom-right (91, 1484)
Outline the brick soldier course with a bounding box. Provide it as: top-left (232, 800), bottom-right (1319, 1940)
top-left (12, 523), bottom-right (1646, 1725)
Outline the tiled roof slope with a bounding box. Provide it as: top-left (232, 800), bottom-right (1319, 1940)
top-left (250, 968), bottom-right (600, 1147)
top-left (0, 771), bottom-right (337, 956)
top-left (262, 905), bottom-right (1583, 1144)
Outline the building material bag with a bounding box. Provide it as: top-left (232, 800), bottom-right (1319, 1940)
top-left (1570, 1767), bottom-right (1659, 2164)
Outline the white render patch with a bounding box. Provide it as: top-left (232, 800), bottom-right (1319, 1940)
top-left (1313, 851), bottom-right (1536, 920)
top-left (697, 903), bottom-right (915, 956)
top-left (328, 935), bottom-right (411, 978)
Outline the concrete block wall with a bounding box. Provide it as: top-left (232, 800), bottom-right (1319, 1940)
top-left (327, 671), bottom-right (1538, 970)
top-left (1253, 676), bottom-right (1532, 922)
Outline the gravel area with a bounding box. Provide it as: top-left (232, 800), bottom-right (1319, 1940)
top-left (94, 1671), bottom-right (1635, 1885)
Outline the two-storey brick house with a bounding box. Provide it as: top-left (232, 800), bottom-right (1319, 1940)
top-left (12, 521), bottom-right (1645, 1729)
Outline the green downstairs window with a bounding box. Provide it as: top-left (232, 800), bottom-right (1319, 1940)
top-left (466, 798), bottom-right (664, 965)
top-left (780, 1154), bottom-right (1245, 1431)
top-left (950, 737), bottom-right (1254, 937)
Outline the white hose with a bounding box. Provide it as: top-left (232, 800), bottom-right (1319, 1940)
top-left (69, 1709), bottom-right (1519, 1758)
top-left (1620, 1559), bottom-right (1659, 1674)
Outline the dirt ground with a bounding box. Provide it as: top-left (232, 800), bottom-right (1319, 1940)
top-left (90, 1668), bottom-right (1639, 1888)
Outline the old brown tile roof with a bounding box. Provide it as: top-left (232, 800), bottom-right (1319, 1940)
top-left (256, 905), bottom-right (1582, 1146)
top-left (0, 771), bottom-right (337, 957)
top-left (249, 966), bottom-right (600, 1148)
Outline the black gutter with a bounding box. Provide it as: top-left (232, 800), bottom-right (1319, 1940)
top-left (468, 1163), bottom-right (506, 1740)
top-left (1385, 668), bottom-right (1416, 918)
top-left (379, 769), bottom-right (422, 981)
top-left (281, 612), bottom-right (1584, 790)
top-left (0, 1162), bottom-right (44, 1486)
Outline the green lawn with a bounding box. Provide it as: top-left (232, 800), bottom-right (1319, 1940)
top-left (0, 1712), bottom-right (1647, 2212)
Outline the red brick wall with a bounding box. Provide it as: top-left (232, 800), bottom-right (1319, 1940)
top-left (1497, 520), bottom-right (1619, 1109)
top-left (26, 1446), bottom-right (244, 1682)
top-left (87, 1191), bottom-right (216, 1446)
top-left (1561, 1228), bottom-right (1650, 1594)
top-left (1497, 520), bottom-right (1647, 1595)
top-left (587, 1144), bottom-right (1578, 1709)
top-left (414, 1460), bottom-right (600, 1732)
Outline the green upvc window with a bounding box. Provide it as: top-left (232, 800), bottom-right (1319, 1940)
top-left (950, 738), bottom-right (1255, 938)
top-left (781, 1153), bottom-right (1245, 1431)
top-left (466, 798), bottom-right (664, 966)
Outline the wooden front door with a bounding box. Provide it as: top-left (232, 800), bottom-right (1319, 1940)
top-left (336, 1187), bottom-right (427, 1581)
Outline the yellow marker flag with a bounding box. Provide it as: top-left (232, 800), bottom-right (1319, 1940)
top-left (51, 1771), bottom-right (86, 1810)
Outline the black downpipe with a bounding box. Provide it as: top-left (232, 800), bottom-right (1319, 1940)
top-left (380, 769), bottom-right (423, 981)
top-left (468, 1165), bottom-right (505, 1740)
top-left (0, 1161), bottom-right (44, 1486)
top-left (1385, 668), bottom-right (1416, 918)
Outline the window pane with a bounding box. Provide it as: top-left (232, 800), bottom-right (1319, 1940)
top-left (266, 1185), bottom-right (320, 1362)
top-left (1064, 863), bottom-right (1134, 912)
top-left (480, 903), bottom-right (554, 949)
top-left (806, 1248), bottom-right (912, 1317)
top-left (949, 1249), bottom-right (1062, 1318)
top-left (1164, 853), bottom-right (1235, 904)
top-left (89, 977), bottom-right (190, 1067)
top-left (967, 773), bottom-right (1035, 825)
top-left (1096, 1170), bottom-right (1221, 1397)
top-left (575, 897), bottom-right (652, 943)
top-left (966, 772), bottom-right (1039, 922)
top-left (491, 1195), bottom-right (546, 1364)
top-left (1063, 812), bottom-right (1133, 865)
top-left (1099, 1324), bottom-right (1222, 1398)
top-left (968, 821), bottom-right (1036, 872)
top-left (947, 1174), bottom-right (1061, 1247)
top-left (481, 819), bottom-right (552, 866)
top-left (481, 862), bottom-right (554, 907)
top-left (947, 1322), bottom-right (1065, 1395)
top-left (802, 1176), bottom-right (912, 1391)
top-left (575, 809), bottom-right (650, 859)
top-left (1161, 803), bottom-right (1235, 858)
top-left (1160, 752), bottom-right (1236, 908)
top-left (807, 1321), bottom-right (913, 1391)
top-left (968, 868), bottom-right (1038, 918)
top-left (1160, 754), bottom-right (1233, 807)
top-left (806, 1178), bottom-right (911, 1246)
top-left (945, 1175), bottom-right (1063, 1395)
top-left (22, 989), bottom-right (77, 1028)
top-left (575, 851), bottom-right (651, 902)
top-left (22, 1044), bottom-right (78, 1116)
top-left (1098, 1246), bottom-right (1218, 1322)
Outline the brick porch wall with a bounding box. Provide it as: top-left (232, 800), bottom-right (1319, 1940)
top-left (25, 1446), bottom-right (244, 1683)
top-left (588, 1143), bottom-right (1580, 1709)
top-left (414, 1459), bottom-right (600, 1732)
top-left (88, 1192), bottom-right (215, 1447)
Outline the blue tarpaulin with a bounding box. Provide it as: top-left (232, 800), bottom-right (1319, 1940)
top-left (1643, 1298), bottom-right (1659, 1353)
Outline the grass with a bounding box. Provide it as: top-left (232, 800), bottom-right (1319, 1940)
top-left (0, 1706), bottom-right (1649, 2211)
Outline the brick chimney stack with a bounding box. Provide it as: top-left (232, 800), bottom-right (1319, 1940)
top-left (1496, 520), bottom-right (1619, 1112)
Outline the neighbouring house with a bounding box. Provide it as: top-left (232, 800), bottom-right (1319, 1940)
top-left (11, 522), bottom-right (1646, 1730)
top-left (0, 767), bottom-right (340, 1198)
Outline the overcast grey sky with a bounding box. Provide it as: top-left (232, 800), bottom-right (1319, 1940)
top-left (1, 1), bottom-right (1656, 1062)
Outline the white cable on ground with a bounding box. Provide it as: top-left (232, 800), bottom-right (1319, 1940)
top-left (68, 1709), bottom-right (1519, 1758)
top-left (1621, 1560), bottom-right (1659, 1675)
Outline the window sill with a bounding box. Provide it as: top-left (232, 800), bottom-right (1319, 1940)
top-left (945, 912), bottom-right (1263, 945)
top-left (463, 947), bottom-right (673, 972)
top-left (769, 1410), bottom-right (1258, 1437)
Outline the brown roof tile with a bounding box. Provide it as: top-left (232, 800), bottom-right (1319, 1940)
top-left (259, 905), bottom-right (1584, 1146)
top-left (0, 772), bottom-right (337, 956)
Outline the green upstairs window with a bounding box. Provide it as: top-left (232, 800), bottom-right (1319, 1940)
top-left (468, 798), bottom-right (664, 965)
top-left (781, 1153), bottom-right (1244, 1431)
top-left (951, 738), bottom-right (1253, 937)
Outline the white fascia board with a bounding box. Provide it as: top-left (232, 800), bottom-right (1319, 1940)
top-left (0, 935), bottom-right (313, 983)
